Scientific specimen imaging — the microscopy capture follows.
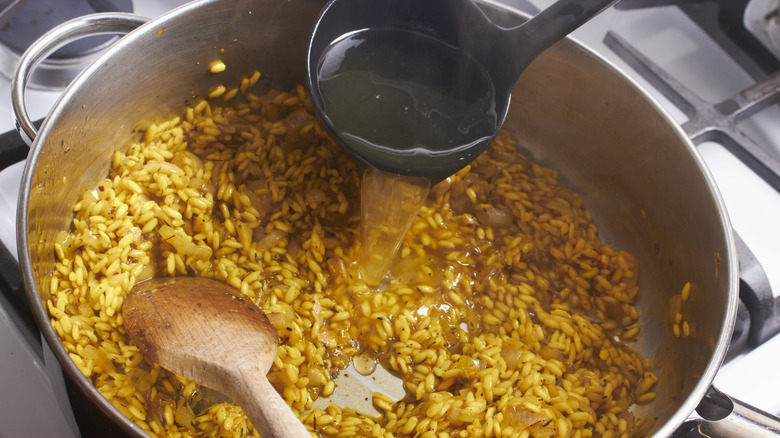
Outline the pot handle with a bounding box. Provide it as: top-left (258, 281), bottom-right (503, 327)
top-left (674, 386), bottom-right (780, 437)
top-left (11, 13), bottom-right (149, 147)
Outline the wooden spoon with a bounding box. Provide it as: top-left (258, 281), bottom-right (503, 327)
top-left (122, 276), bottom-right (310, 438)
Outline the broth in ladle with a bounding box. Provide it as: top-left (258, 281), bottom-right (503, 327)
top-left (315, 27), bottom-right (498, 181)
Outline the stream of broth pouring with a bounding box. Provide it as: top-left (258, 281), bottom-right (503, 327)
top-left (316, 28), bottom-right (497, 285)
top-left (359, 168), bottom-right (429, 286)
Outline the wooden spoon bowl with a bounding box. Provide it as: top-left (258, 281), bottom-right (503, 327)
top-left (122, 276), bottom-right (310, 437)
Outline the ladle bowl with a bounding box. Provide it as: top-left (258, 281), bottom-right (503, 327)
top-left (306, 0), bottom-right (619, 182)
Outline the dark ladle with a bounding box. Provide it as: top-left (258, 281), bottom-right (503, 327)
top-left (306, 0), bottom-right (619, 182)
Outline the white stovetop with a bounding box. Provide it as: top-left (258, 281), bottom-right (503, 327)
top-left (0, 1), bottom-right (779, 437)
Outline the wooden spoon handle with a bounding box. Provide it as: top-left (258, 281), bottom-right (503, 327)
top-left (233, 375), bottom-right (311, 437)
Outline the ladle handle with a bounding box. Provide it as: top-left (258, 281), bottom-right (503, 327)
top-left (504, 0), bottom-right (620, 80)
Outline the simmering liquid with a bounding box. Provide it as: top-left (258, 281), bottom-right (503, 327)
top-left (315, 27), bottom-right (498, 179)
top-left (316, 28), bottom-right (497, 284)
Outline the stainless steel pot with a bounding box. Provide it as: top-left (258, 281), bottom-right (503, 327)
top-left (12, 0), bottom-right (780, 436)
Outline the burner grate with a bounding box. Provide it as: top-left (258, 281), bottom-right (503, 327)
top-left (605, 32), bottom-right (780, 193)
top-left (615, 0), bottom-right (780, 80)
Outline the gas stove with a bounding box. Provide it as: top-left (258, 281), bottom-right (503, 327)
top-left (0, 0), bottom-right (778, 437)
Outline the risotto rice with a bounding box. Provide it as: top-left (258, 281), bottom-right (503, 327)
top-left (48, 72), bottom-right (657, 438)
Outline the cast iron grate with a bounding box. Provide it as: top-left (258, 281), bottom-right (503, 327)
top-left (615, 0), bottom-right (780, 80)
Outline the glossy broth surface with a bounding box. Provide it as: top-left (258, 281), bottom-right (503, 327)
top-left (315, 27), bottom-right (498, 179)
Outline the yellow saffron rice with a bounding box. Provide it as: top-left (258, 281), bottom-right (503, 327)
top-left (48, 72), bottom-right (657, 438)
